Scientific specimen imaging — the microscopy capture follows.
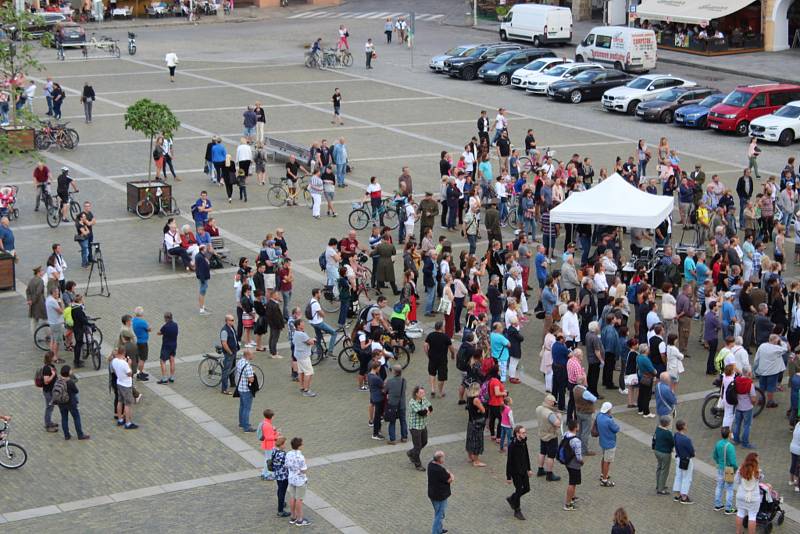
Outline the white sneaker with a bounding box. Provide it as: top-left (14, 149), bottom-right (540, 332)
top-left (199, 308), bottom-right (209, 315)
top-left (644, 413), bottom-right (656, 418)
top-left (619, 388), bottom-right (628, 395)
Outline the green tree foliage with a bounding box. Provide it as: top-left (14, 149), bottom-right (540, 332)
top-left (123, 98), bottom-right (180, 179)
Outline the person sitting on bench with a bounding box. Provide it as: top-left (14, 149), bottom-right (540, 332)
top-left (164, 220), bottom-right (192, 271)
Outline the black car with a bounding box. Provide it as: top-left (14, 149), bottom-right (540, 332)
top-left (477, 48), bottom-right (555, 85)
top-left (547, 69), bottom-right (633, 104)
top-left (442, 43), bottom-right (522, 81)
top-left (635, 87), bottom-right (720, 123)
top-left (3, 12), bottom-right (66, 40)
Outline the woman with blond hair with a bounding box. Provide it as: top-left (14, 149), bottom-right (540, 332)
top-left (611, 507), bottom-right (635, 534)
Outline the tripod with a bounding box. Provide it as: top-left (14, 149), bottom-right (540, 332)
top-left (85, 243), bottom-right (110, 297)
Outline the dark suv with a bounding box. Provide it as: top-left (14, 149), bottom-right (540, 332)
top-left (443, 43), bottom-right (522, 81)
top-left (3, 12), bottom-right (66, 40)
top-left (478, 48), bottom-right (556, 85)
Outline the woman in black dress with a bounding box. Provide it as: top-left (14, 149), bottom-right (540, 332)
top-left (465, 381), bottom-right (486, 467)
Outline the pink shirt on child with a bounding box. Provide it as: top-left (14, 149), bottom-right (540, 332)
top-left (500, 405), bottom-right (514, 428)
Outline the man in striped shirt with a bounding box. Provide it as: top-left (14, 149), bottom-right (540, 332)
top-left (566, 348), bottom-right (586, 421)
top-left (236, 348), bottom-right (256, 432)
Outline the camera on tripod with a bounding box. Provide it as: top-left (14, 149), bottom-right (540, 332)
top-left (86, 242), bottom-right (110, 297)
top-left (90, 241), bottom-right (103, 262)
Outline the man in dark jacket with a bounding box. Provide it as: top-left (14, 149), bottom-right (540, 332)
top-left (484, 200), bottom-right (502, 244)
top-left (418, 192), bottom-right (439, 241)
top-left (506, 425), bottom-right (532, 520)
top-left (754, 303), bottom-right (774, 346)
top-left (423, 250), bottom-right (438, 317)
top-left (736, 168), bottom-right (753, 229)
top-left (196, 247), bottom-right (211, 315)
top-left (428, 450), bottom-right (453, 534)
top-left (264, 292), bottom-right (285, 358)
top-left (476, 110), bottom-right (490, 145)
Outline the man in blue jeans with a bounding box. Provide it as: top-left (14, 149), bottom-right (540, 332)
top-left (332, 137), bottom-right (348, 188)
top-left (235, 348), bottom-right (256, 432)
top-left (309, 289), bottom-right (337, 359)
top-left (731, 367), bottom-right (758, 449)
top-left (427, 450), bottom-right (453, 534)
top-left (219, 315), bottom-right (240, 394)
top-left (712, 426), bottom-right (737, 514)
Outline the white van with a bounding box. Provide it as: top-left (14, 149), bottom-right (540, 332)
top-left (574, 26), bottom-right (657, 73)
top-left (499, 4), bottom-right (572, 47)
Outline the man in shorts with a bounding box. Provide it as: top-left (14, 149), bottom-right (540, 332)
top-left (535, 394), bottom-right (561, 482)
top-left (424, 321), bottom-right (454, 398)
top-left (562, 419), bottom-right (583, 511)
top-left (292, 319), bottom-right (317, 397)
top-left (157, 311), bottom-right (178, 384)
top-left (45, 287), bottom-right (65, 365)
top-left (111, 347), bottom-right (139, 429)
top-left (596, 402), bottom-right (620, 487)
top-left (331, 88), bottom-right (343, 126)
top-left (131, 307), bottom-right (151, 381)
top-left (285, 437), bottom-right (311, 526)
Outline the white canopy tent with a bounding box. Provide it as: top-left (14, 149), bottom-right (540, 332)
top-left (635, 0), bottom-right (757, 25)
top-left (549, 173), bottom-right (673, 229)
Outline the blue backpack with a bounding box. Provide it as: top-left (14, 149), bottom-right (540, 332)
top-left (318, 252), bottom-right (326, 271)
top-left (557, 435), bottom-right (576, 465)
top-left (627, 283), bottom-right (639, 305)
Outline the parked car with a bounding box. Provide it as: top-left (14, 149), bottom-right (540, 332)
top-left (510, 56), bottom-right (572, 89)
top-left (478, 48), bottom-right (555, 85)
top-left (498, 4), bottom-right (572, 46)
top-left (50, 21), bottom-right (86, 47)
top-left (525, 62), bottom-right (603, 95)
top-left (674, 92), bottom-right (726, 129)
top-left (602, 74), bottom-right (696, 114)
top-left (547, 69), bottom-right (633, 103)
top-left (707, 83), bottom-right (800, 135)
top-left (442, 43), bottom-right (522, 81)
top-left (3, 12), bottom-right (66, 40)
top-left (749, 100), bottom-right (800, 146)
top-left (429, 44), bottom-right (484, 73)
top-left (635, 87), bottom-right (720, 123)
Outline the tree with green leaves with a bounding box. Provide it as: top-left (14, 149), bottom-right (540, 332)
top-left (123, 98), bottom-right (180, 179)
top-left (0, 4), bottom-right (49, 171)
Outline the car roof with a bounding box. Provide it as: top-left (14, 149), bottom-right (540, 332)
top-left (785, 100), bottom-right (800, 106)
top-left (635, 74), bottom-right (682, 81)
top-left (732, 83), bottom-right (800, 93)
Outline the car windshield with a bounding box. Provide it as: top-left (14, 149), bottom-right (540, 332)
top-left (657, 89), bottom-right (685, 102)
top-left (547, 65), bottom-right (570, 77)
top-left (774, 105), bottom-right (800, 119)
top-left (573, 70), bottom-right (601, 82)
top-left (492, 51), bottom-right (517, 64)
top-left (698, 94), bottom-right (724, 107)
top-left (523, 59), bottom-right (550, 71)
top-left (465, 47), bottom-right (487, 57)
top-left (626, 77), bottom-right (653, 89)
top-left (722, 90), bottom-right (752, 107)
top-left (445, 46), bottom-right (469, 56)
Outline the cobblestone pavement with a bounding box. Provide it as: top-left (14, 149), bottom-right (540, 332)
top-left (2, 13), bottom-right (800, 532)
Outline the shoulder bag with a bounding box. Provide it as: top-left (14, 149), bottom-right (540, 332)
top-left (383, 378), bottom-right (405, 422)
top-left (723, 444), bottom-right (735, 483)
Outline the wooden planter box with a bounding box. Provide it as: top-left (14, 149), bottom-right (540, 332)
top-left (126, 180), bottom-right (172, 215)
top-left (0, 126), bottom-right (35, 152)
top-left (0, 252), bottom-right (16, 291)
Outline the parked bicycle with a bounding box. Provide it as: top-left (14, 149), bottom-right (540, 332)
top-left (87, 33), bottom-right (121, 58)
top-left (34, 316), bottom-right (104, 353)
top-left (267, 176), bottom-right (311, 208)
top-left (499, 195), bottom-right (519, 228)
top-left (518, 146), bottom-right (557, 173)
top-left (701, 380), bottom-right (766, 429)
top-left (35, 121), bottom-right (80, 151)
top-left (198, 346), bottom-right (264, 388)
top-left (80, 318), bottom-right (104, 370)
top-left (348, 198), bottom-right (399, 231)
top-left (135, 183), bottom-right (180, 219)
top-left (0, 422), bottom-right (27, 469)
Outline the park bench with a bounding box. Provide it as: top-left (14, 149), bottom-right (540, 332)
top-left (264, 136), bottom-right (311, 165)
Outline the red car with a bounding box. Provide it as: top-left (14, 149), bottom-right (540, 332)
top-left (707, 83), bottom-right (800, 135)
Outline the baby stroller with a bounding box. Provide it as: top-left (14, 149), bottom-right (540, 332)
top-left (742, 484), bottom-right (785, 533)
top-left (0, 186), bottom-right (19, 221)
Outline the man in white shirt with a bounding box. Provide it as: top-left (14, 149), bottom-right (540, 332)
top-left (111, 347), bottom-right (139, 429)
top-left (163, 225), bottom-right (192, 270)
top-left (45, 287), bottom-right (64, 362)
top-left (491, 108), bottom-right (508, 145)
top-left (165, 52), bottom-right (179, 82)
top-left (23, 81), bottom-right (36, 113)
top-left (308, 288), bottom-right (337, 362)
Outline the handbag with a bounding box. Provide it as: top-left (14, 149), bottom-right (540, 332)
top-left (679, 457), bottom-right (691, 470)
top-left (624, 373), bottom-right (639, 386)
top-left (640, 372), bottom-right (655, 387)
top-left (249, 372), bottom-right (260, 396)
top-left (590, 418), bottom-right (599, 438)
top-left (437, 296), bottom-right (452, 315)
top-left (232, 366), bottom-right (243, 398)
top-left (723, 444), bottom-right (735, 483)
top-left (242, 313), bottom-right (255, 329)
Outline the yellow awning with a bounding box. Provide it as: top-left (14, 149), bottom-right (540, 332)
top-left (636, 0), bottom-right (757, 25)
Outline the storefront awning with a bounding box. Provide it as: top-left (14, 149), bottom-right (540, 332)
top-left (636, 0), bottom-right (757, 25)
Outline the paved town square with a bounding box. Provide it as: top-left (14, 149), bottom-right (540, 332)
top-left (3, 3), bottom-right (800, 533)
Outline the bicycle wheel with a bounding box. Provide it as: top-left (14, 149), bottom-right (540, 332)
top-left (320, 292), bottom-right (339, 314)
top-left (34, 323), bottom-right (52, 351)
top-left (267, 186), bottom-right (287, 207)
top-left (167, 196), bottom-right (180, 216)
top-left (35, 132), bottom-right (51, 150)
top-left (520, 157), bottom-right (533, 173)
top-left (69, 200), bottom-right (81, 221)
top-left (91, 326), bottom-right (104, 348)
top-left (0, 443), bottom-right (27, 469)
top-left (381, 208), bottom-right (399, 230)
top-left (701, 393), bottom-right (723, 429)
top-left (509, 209), bottom-right (518, 226)
top-left (90, 341), bottom-right (102, 370)
top-left (135, 198), bottom-right (156, 219)
top-left (310, 346), bottom-right (324, 366)
top-left (59, 131), bottom-right (75, 150)
top-left (753, 387), bottom-right (766, 418)
top-left (337, 346), bottom-right (360, 373)
top-left (390, 346), bottom-right (411, 370)
top-left (304, 54), bottom-right (314, 68)
top-left (198, 357), bottom-right (223, 387)
top-left (342, 52), bottom-right (353, 67)
top-left (66, 128), bottom-right (80, 146)
top-left (46, 206), bottom-right (61, 228)
top-left (252, 363), bottom-right (265, 390)
top-left (112, 43), bottom-right (121, 58)
top-left (348, 209), bottom-right (370, 231)
top-left (301, 188), bottom-right (312, 208)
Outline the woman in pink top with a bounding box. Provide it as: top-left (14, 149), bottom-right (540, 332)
top-left (260, 409), bottom-right (282, 479)
top-left (471, 290), bottom-right (488, 316)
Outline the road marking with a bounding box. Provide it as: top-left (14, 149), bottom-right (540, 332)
top-left (354, 11), bottom-right (379, 19)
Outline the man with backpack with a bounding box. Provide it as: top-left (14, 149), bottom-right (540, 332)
top-left (52, 365), bottom-right (90, 440)
top-left (731, 366), bottom-right (758, 449)
top-left (559, 419), bottom-right (583, 511)
top-left (191, 191), bottom-right (213, 228)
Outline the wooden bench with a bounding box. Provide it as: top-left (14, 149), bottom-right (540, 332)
top-left (264, 136), bottom-right (311, 165)
top-left (158, 243), bottom-right (177, 272)
top-left (211, 235), bottom-right (229, 260)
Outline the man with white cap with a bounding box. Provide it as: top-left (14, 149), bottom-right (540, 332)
top-left (595, 401), bottom-right (619, 487)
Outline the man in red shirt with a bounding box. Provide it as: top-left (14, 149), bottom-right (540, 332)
top-left (338, 229), bottom-right (364, 262)
top-left (32, 161), bottom-right (51, 212)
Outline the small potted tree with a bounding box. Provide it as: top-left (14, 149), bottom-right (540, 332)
top-left (123, 98), bottom-right (181, 179)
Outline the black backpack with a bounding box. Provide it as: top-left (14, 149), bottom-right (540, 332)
top-left (557, 435), bottom-right (576, 466)
top-left (725, 377), bottom-right (739, 406)
top-left (50, 378), bottom-right (70, 405)
top-left (455, 343), bottom-right (473, 372)
top-left (304, 301), bottom-right (314, 321)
